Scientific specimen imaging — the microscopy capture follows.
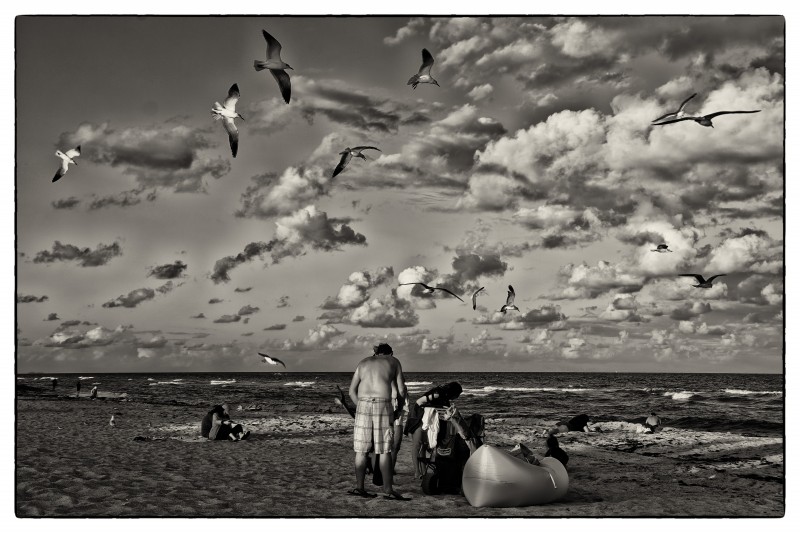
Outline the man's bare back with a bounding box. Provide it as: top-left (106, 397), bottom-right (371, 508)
top-left (349, 355), bottom-right (404, 403)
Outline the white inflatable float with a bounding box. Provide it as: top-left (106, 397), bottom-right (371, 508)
top-left (462, 445), bottom-right (569, 508)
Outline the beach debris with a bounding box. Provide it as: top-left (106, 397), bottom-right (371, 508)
top-left (332, 146), bottom-right (381, 178)
top-left (254, 30), bottom-right (293, 104)
top-left (399, 282), bottom-right (464, 302)
top-left (407, 48), bottom-right (439, 90)
top-left (211, 83), bottom-right (244, 158)
top-left (258, 352), bottom-right (287, 368)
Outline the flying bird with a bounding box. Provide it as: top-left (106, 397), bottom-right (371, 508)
top-left (211, 84), bottom-right (245, 158)
top-left (652, 93), bottom-right (697, 123)
top-left (652, 110), bottom-right (760, 128)
top-left (407, 48), bottom-right (440, 90)
top-left (258, 352), bottom-right (286, 368)
top-left (680, 274), bottom-right (726, 289)
top-left (652, 244), bottom-right (673, 253)
top-left (500, 285), bottom-right (519, 314)
top-left (254, 30), bottom-right (293, 104)
top-left (52, 145), bottom-right (81, 182)
top-left (400, 282), bottom-right (464, 302)
top-left (332, 146), bottom-right (381, 178)
top-left (472, 287), bottom-right (485, 311)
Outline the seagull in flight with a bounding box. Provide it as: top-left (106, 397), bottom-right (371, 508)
top-left (254, 30), bottom-right (293, 104)
top-left (332, 146), bottom-right (381, 178)
top-left (211, 84), bottom-right (245, 158)
top-left (407, 49), bottom-right (440, 90)
top-left (400, 282), bottom-right (464, 302)
top-left (652, 93), bottom-right (697, 123)
top-left (652, 244), bottom-right (673, 253)
top-left (653, 110), bottom-right (760, 128)
top-left (52, 145), bottom-right (81, 182)
top-left (679, 274), bottom-right (726, 289)
top-left (471, 287), bottom-right (485, 311)
top-left (500, 285), bottom-right (519, 314)
top-left (258, 352), bottom-right (286, 368)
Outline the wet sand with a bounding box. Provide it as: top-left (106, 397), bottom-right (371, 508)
top-left (15, 391), bottom-right (783, 517)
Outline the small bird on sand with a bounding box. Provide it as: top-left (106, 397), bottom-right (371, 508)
top-left (332, 146), bottom-right (381, 178)
top-left (52, 145), bottom-right (81, 182)
top-left (652, 244), bottom-right (673, 253)
top-left (407, 49), bottom-right (440, 90)
top-left (258, 352), bottom-right (286, 368)
top-left (680, 274), bottom-right (726, 288)
top-left (472, 287), bottom-right (485, 310)
top-left (254, 30), bottom-right (293, 104)
top-left (400, 282), bottom-right (464, 302)
top-left (211, 83), bottom-right (245, 158)
top-left (109, 415), bottom-right (116, 428)
top-left (652, 93), bottom-right (697, 123)
top-left (652, 110), bottom-right (760, 127)
top-left (500, 285), bottom-right (519, 314)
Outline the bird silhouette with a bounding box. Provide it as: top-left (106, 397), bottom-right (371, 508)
top-left (652, 93), bottom-right (697, 123)
top-left (680, 274), bottom-right (726, 288)
top-left (211, 83), bottom-right (245, 157)
top-left (258, 352), bottom-right (286, 368)
top-left (652, 244), bottom-right (673, 253)
top-left (407, 49), bottom-right (439, 90)
top-left (653, 110), bottom-right (760, 128)
top-left (472, 287), bottom-right (485, 310)
top-left (332, 146), bottom-right (381, 178)
top-left (500, 285), bottom-right (519, 314)
top-left (400, 282), bottom-right (463, 302)
top-left (52, 145), bottom-right (81, 182)
top-left (254, 30), bottom-right (292, 104)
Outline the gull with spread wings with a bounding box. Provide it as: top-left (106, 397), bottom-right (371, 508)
top-left (499, 285), bottom-right (520, 314)
top-left (258, 352), bottom-right (286, 368)
top-left (52, 145), bottom-right (81, 182)
top-left (254, 30), bottom-right (293, 104)
top-left (211, 84), bottom-right (245, 158)
top-left (471, 287), bottom-right (485, 311)
top-left (407, 48), bottom-right (440, 90)
top-left (679, 274), bottom-right (726, 289)
top-left (653, 110), bottom-right (760, 128)
top-left (652, 93), bottom-right (697, 123)
top-left (332, 146), bottom-right (381, 178)
top-left (400, 282), bottom-right (463, 302)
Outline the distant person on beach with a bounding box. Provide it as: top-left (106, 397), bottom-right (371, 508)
top-left (404, 382), bottom-right (463, 479)
top-left (76, 380), bottom-right (81, 397)
top-left (202, 404), bottom-right (250, 441)
top-left (51, 378), bottom-right (58, 391)
top-left (347, 343), bottom-right (409, 500)
top-left (90, 386), bottom-right (98, 400)
top-left (542, 413), bottom-right (593, 437)
top-left (645, 412), bottom-right (662, 433)
top-left (544, 435), bottom-right (569, 466)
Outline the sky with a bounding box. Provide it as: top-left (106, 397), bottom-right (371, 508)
top-left (13, 15), bottom-right (785, 374)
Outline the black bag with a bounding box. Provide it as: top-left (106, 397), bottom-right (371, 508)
top-left (421, 421), bottom-right (471, 495)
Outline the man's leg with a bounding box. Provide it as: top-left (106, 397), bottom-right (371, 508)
top-left (355, 452), bottom-right (368, 491)
top-left (411, 427), bottom-right (424, 478)
top-left (391, 427), bottom-right (403, 471)
top-left (379, 452), bottom-right (393, 494)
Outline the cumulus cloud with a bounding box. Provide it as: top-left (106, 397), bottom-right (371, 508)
top-left (236, 166), bottom-right (330, 219)
top-left (279, 324), bottom-right (345, 351)
top-left (147, 260), bottom-right (187, 279)
top-left (321, 266), bottom-right (395, 309)
top-left (39, 324), bottom-right (132, 350)
top-left (706, 228), bottom-right (782, 275)
top-left (384, 17), bottom-right (427, 45)
top-left (213, 314), bottom-right (241, 324)
top-left (292, 315), bottom-right (306, 322)
top-left (210, 241), bottom-right (272, 284)
top-left (550, 261), bottom-right (644, 299)
top-left (278, 296), bottom-right (290, 308)
top-left (520, 305), bottom-right (568, 325)
top-left (467, 84), bottom-right (494, 101)
top-left (347, 293), bottom-right (419, 328)
top-left (44, 313), bottom-right (59, 321)
top-left (190, 313), bottom-right (206, 319)
top-left (57, 122), bottom-right (230, 193)
top-left (237, 305), bottom-right (260, 316)
top-left (102, 281), bottom-right (178, 309)
top-left (263, 324), bottom-right (287, 331)
top-left (235, 287), bottom-right (252, 293)
top-left (51, 197), bottom-right (81, 210)
top-left (599, 294), bottom-right (647, 322)
top-left (209, 298), bottom-right (224, 304)
top-left (88, 188), bottom-right (158, 210)
top-left (669, 302), bottom-right (713, 321)
top-left (33, 241), bottom-right (122, 267)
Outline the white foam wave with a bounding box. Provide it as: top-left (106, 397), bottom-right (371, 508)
top-left (148, 380), bottom-right (185, 386)
top-left (477, 386), bottom-right (593, 393)
top-left (210, 379), bottom-right (236, 385)
top-left (36, 377), bottom-right (59, 380)
top-left (78, 376), bottom-right (94, 380)
top-left (284, 381), bottom-right (315, 387)
top-left (724, 389), bottom-right (782, 396)
top-left (405, 381), bottom-right (433, 386)
top-left (664, 391), bottom-right (695, 401)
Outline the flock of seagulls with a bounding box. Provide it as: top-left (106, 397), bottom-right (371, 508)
top-left (45, 26), bottom-right (765, 371)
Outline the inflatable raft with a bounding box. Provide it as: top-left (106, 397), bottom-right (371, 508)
top-left (462, 445), bottom-right (569, 508)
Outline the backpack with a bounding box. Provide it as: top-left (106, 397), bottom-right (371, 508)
top-left (421, 413), bottom-right (485, 495)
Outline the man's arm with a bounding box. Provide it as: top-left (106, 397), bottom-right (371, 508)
top-left (394, 359), bottom-right (406, 406)
top-left (348, 363), bottom-right (361, 406)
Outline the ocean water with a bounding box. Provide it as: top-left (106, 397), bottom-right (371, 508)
top-left (17, 373), bottom-right (784, 438)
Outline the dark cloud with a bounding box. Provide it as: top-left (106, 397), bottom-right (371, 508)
top-left (102, 281), bottom-right (177, 308)
top-left (60, 320), bottom-right (82, 327)
top-left (147, 260), bottom-right (188, 279)
top-left (51, 197), bottom-right (81, 210)
top-left (58, 122), bottom-right (230, 193)
top-left (669, 302), bottom-right (713, 321)
top-left (520, 305), bottom-right (568, 325)
top-left (238, 305), bottom-right (260, 316)
top-left (213, 314), bottom-right (241, 324)
top-left (17, 294), bottom-right (48, 303)
top-left (44, 313), bottom-right (60, 321)
top-left (190, 313), bottom-right (206, 319)
top-left (263, 324), bottom-right (287, 331)
top-left (33, 241), bottom-right (122, 267)
top-left (208, 298), bottom-right (224, 304)
top-left (292, 315), bottom-right (306, 322)
top-left (88, 188), bottom-right (158, 210)
top-left (234, 287), bottom-right (252, 293)
top-left (278, 296), bottom-right (290, 308)
top-left (211, 241), bottom-right (273, 284)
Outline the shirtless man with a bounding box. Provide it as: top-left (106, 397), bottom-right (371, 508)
top-left (645, 412), bottom-right (662, 433)
top-left (347, 343), bottom-right (409, 500)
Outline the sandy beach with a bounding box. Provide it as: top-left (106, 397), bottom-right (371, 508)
top-left (15, 386), bottom-right (783, 518)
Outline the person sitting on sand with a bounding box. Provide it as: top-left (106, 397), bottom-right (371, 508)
top-left (90, 386), bottom-right (98, 400)
top-left (404, 381), bottom-right (463, 479)
top-left (203, 404), bottom-right (250, 441)
top-left (347, 343), bottom-right (410, 501)
top-left (542, 413), bottom-right (593, 437)
top-left (544, 435), bottom-right (569, 466)
top-left (645, 412), bottom-right (662, 433)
